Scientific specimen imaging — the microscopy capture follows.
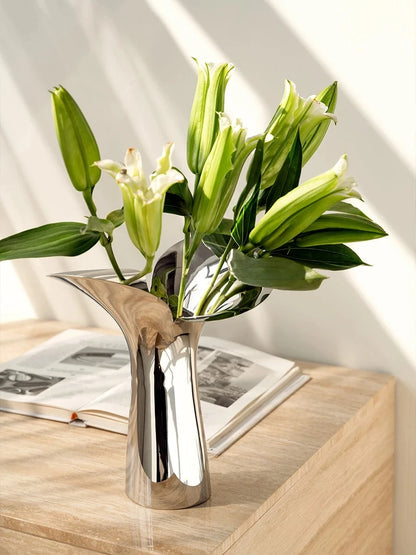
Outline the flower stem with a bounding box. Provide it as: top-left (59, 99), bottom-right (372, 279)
top-left (122, 256), bottom-right (154, 285)
top-left (217, 282), bottom-right (248, 304)
top-left (82, 187), bottom-right (127, 282)
top-left (194, 239), bottom-right (234, 316)
top-left (195, 271), bottom-right (229, 316)
top-left (194, 173), bottom-right (201, 190)
top-left (82, 188), bottom-right (98, 216)
top-left (176, 229), bottom-right (203, 318)
top-left (208, 274), bottom-right (236, 314)
top-left (102, 237), bottom-right (125, 282)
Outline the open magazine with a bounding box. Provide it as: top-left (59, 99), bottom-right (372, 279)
top-left (0, 329), bottom-right (309, 455)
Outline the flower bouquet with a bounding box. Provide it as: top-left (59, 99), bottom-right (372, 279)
top-left (0, 60), bottom-right (386, 508)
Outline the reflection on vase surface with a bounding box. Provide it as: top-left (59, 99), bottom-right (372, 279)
top-left (52, 270), bottom-right (210, 509)
top-left (126, 322), bottom-right (211, 508)
top-left (52, 243), bottom-right (270, 508)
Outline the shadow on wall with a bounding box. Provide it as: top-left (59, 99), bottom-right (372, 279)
top-left (178, 0), bottom-right (414, 248)
top-left (0, 0), bottom-right (195, 321)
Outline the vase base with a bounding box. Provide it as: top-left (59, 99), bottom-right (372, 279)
top-left (126, 472), bottom-right (211, 509)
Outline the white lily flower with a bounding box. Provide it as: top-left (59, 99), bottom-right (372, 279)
top-left (262, 80), bottom-right (337, 188)
top-left (95, 144), bottom-right (183, 262)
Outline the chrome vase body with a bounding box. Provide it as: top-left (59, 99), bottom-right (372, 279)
top-left (126, 320), bottom-right (210, 508)
top-left (52, 270), bottom-right (210, 509)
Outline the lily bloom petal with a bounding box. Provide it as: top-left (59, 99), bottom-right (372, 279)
top-left (261, 80), bottom-right (337, 189)
top-left (95, 144), bottom-right (184, 262)
top-left (93, 159), bottom-right (123, 179)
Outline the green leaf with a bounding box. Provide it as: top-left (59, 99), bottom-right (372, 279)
top-left (164, 171), bottom-right (193, 216)
top-left (234, 138), bottom-right (264, 218)
top-left (273, 244), bottom-right (368, 270)
top-left (296, 212), bottom-right (387, 246)
top-left (203, 219), bottom-right (237, 256)
top-left (168, 294), bottom-right (178, 307)
top-left (246, 139), bottom-right (264, 191)
top-left (206, 286), bottom-right (264, 321)
top-left (229, 249), bottom-right (327, 290)
top-left (164, 185), bottom-right (192, 216)
top-left (84, 216), bottom-right (115, 236)
top-left (203, 232), bottom-right (235, 258)
top-left (303, 213), bottom-right (386, 234)
top-left (50, 86), bottom-right (101, 191)
top-left (0, 223), bottom-right (100, 261)
top-left (296, 229), bottom-right (386, 246)
top-left (259, 130), bottom-right (302, 211)
top-left (328, 201), bottom-right (371, 218)
top-left (150, 276), bottom-right (168, 301)
top-left (217, 218), bottom-right (234, 234)
top-left (163, 193), bottom-right (188, 216)
top-left (231, 178), bottom-right (260, 246)
top-left (106, 208), bottom-right (124, 228)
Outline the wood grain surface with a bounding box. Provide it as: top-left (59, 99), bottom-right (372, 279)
top-left (0, 320), bottom-right (394, 554)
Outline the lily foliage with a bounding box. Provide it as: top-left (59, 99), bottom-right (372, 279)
top-left (0, 62), bottom-right (387, 319)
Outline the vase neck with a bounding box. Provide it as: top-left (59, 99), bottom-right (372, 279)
top-left (51, 272), bottom-right (204, 351)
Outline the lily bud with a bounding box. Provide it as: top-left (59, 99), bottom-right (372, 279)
top-left (187, 60), bottom-right (233, 175)
top-left (248, 155), bottom-right (361, 251)
top-left (192, 115), bottom-right (258, 236)
top-left (51, 86), bottom-right (101, 191)
top-left (192, 114), bottom-right (234, 235)
top-left (261, 80), bottom-right (336, 189)
top-left (95, 144), bottom-right (183, 261)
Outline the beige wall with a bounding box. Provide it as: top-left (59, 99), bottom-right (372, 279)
top-left (0, 1), bottom-right (415, 551)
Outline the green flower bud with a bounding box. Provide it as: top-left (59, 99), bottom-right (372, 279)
top-left (50, 86), bottom-right (101, 191)
top-left (192, 115), bottom-right (258, 236)
top-left (192, 114), bottom-right (234, 235)
top-left (248, 155), bottom-right (361, 251)
top-left (187, 60), bottom-right (233, 175)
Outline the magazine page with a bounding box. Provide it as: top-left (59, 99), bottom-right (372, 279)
top-left (76, 334), bottom-right (302, 453)
top-left (208, 373), bottom-right (310, 455)
top-left (0, 329), bottom-right (308, 454)
top-left (7, 329), bottom-right (129, 373)
top-left (76, 364), bottom-right (309, 455)
top-left (206, 366), bottom-right (303, 442)
top-left (196, 336), bottom-right (296, 439)
top-left (0, 330), bottom-right (130, 418)
top-left (76, 380), bottom-right (130, 433)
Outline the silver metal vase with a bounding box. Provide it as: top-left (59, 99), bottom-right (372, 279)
top-left (52, 270), bottom-right (210, 509)
top-left (52, 242), bottom-right (270, 509)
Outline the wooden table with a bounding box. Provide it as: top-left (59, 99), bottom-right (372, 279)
top-left (0, 320), bottom-right (394, 554)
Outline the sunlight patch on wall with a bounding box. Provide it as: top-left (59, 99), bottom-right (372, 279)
top-left (0, 54), bottom-right (83, 228)
top-left (0, 262), bottom-right (36, 323)
top-left (266, 0), bottom-right (416, 173)
top-left (78, 13), bottom-right (183, 166)
top-left (346, 206), bottom-right (416, 370)
top-left (145, 0), bottom-right (269, 136)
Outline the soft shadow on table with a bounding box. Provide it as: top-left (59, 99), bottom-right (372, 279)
top-left (196, 469), bottom-right (285, 510)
